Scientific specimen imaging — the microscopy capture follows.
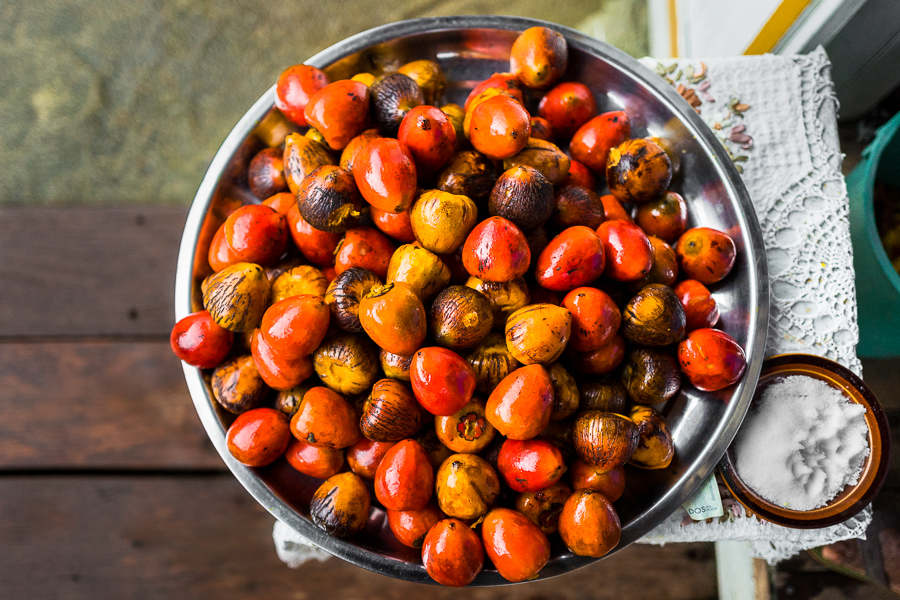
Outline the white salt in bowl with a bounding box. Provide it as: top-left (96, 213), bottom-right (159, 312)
top-left (719, 353), bottom-right (890, 528)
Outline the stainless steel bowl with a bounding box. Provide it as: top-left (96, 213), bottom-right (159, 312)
top-left (175, 15), bottom-right (769, 585)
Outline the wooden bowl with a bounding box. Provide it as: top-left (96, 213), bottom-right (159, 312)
top-left (719, 353), bottom-right (891, 528)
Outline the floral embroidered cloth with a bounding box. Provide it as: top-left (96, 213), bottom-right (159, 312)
top-left (273, 47), bottom-right (866, 567)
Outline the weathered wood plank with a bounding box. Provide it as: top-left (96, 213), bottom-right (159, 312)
top-left (0, 476), bottom-right (717, 599)
top-left (0, 207), bottom-right (188, 337)
top-left (0, 341), bottom-right (223, 469)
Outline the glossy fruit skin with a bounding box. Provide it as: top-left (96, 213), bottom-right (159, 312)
top-left (463, 88), bottom-right (520, 139)
top-left (569, 111), bottom-right (630, 174)
top-left (536, 226), bottom-right (606, 291)
top-left (387, 242), bottom-right (451, 302)
top-left (481, 507), bottom-right (551, 582)
top-left (303, 80), bottom-right (370, 151)
top-left (515, 480), bottom-right (572, 535)
top-left (469, 94), bottom-right (531, 161)
top-left (324, 267), bottom-right (381, 333)
top-left (485, 364), bottom-right (554, 440)
top-left (621, 347), bottom-right (682, 405)
top-left (422, 519), bottom-right (485, 587)
top-left (435, 398), bottom-right (496, 454)
top-left (622, 284), bottom-right (687, 346)
top-left (677, 328), bottom-right (747, 392)
top-left (387, 502), bottom-right (445, 549)
top-left (371, 206), bottom-right (416, 243)
top-left (502, 138), bottom-right (570, 186)
top-left (558, 489), bottom-right (621, 557)
top-left (529, 116), bottom-right (554, 141)
top-left (333, 227), bottom-right (396, 280)
top-left (505, 304), bottom-right (572, 365)
top-left (203, 263), bottom-right (271, 333)
top-left (286, 204), bottom-right (341, 267)
top-left (207, 225), bottom-right (240, 273)
top-left (248, 147), bottom-right (287, 199)
top-left (579, 380), bottom-right (628, 414)
top-left (170, 310), bottom-right (234, 369)
top-left (441, 103), bottom-right (466, 148)
top-left (346, 438), bottom-right (395, 480)
top-left (360, 378), bottom-right (423, 442)
top-left (562, 287), bottom-right (621, 352)
top-left (674, 227), bottom-right (737, 284)
top-left (275, 64), bottom-right (328, 127)
top-left (226, 408), bottom-right (291, 467)
top-left (284, 437), bottom-right (344, 479)
top-left (217, 204), bottom-right (288, 268)
top-left (262, 191), bottom-right (296, 216)
top-left (368, 72), bottom-right (424, 137)
top-left (465, 276), bottom-right (531, 328)
top-left (380, 349), bottom-right (413, 382)
top-left (314, 331), bottom-right (381, 396)
top-left (271, 265), bottom-right (328, 303)
top-left (410, 347), bottom-right (477, 416)
top-left (340, 129), bottom-right (381, 173)
top-left (375, 439), bottom-right (434, 511)
top-left (629, 405), bottom-right (675, 469)
top-left (437, 150), bottom-right (498, 201)
top-left (635, 191), bottom-right (688, 243)
top-left (250, 329), bottom-right (314, 391)
top-left (410, 190), bottom-right (479, 255)
top-left (553, 185), bottom-right (605, 230)
top-left (297, 165), bottom-right (364, 234)
top-left (569, 333), bottom-right (626, 376)
top-left (435, 454), bottom-right (500, 521)
top-left (430, 285), bottom-right (494, 351)
top-left (310, 472), bottom-right (371, 537)
top-left (465, 333), bottom-right (521, 395)
top-left (398, 105), bottom-right (457, 174)
top-left (568, 461), bottom-right (625, 501)
top-left (498, 438), bottom-right (566, 493)
top-left (673, 279), bottom-right (720, 331)
top-left (547, 361), bottom-right (579, 421)
top-left (599, 193), bottom-right (633, 223)
top-left (510, 26), bottom-right (568, 89)
top-left (211, 355), bottom-right (267, 414)
top-left (290, 386), bottom-right (361, 449)
top-left (359, 282), bottom-right (427, 356)
top-left (398, 59), bottom-right (446, 106)
top-left (607, 138), bottom-right (673, 204)
top-left (462, 216), bottom-right (531, 283)
top-left (275, 383), bottom-right (313, 417)
top-left (596, 219), bottom-right (653, 281)
top-left (561, 159), bottom-right (597, 190)
top-left (283, 133), bottom-right (336, 196)
top-left (489, 165), bottom-right (555, 231)
top-left (464, 73), bottom-right (523, 111)
top-left (573, 411), bottom-right (639, 472)
top-left (538, 82), bottom-right (596, 138)
top-left (260, 295), bottom-right (331, 358)
top-left (353, 138), bottom-right (418, 213)
top-left (632, 236), bottom-right (679, 289)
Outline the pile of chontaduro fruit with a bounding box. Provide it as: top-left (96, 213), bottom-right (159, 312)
top-left (170, 26), bottom-right (748, 586)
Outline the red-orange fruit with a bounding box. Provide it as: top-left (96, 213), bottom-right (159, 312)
top-left (219, 204), bottom-right (288, 268)
top-left (259, 295), bottom-right (330, 358)
top-left (596, 219), bottom-right (653, 281)
top-left (303, 80), bottom-right (370, 150)
top-left (568, 461), bottom-right (625, 501)
top-left (353, 138), bottom-right (417, 213)
top-left (286, 204), bottom-right (341, 267)
top-left (568, 333), bottom-right (626, 375)
top-left (340, 129), bottom-right (381, 173)
top-left (481, 507), bottom-right (551, 582)
top-left (599, 193), bottom-right (634, 223)
top-left (631, 236), bottom-right (679, 290)
top-left (398, 105), bottom-right (457, 174)
top-left (558, 489), bottom-right (622, 557)
top-left (387, 502), bottom-right (445, 549)
top-left (410, 347), bottom-right (477, 416)
top-left (284, 437), bottom-right (344, 479)
top-left (569, 111), bottom-right (630, 174)
top-left (485, 364), bottom-right (553, 440)
top-left (535, 226), bottom-right (605, 291)
top-left (674, 227), bottom-right (737, 284)
top-left (170, 310), bottom-right (234, 369)
top-left (562, 287), bottom-right (621, 352)
top-left (464, 73), bottom-right (523, 111)
top-left (422, 519), bottom-right (485, 587)
top-left (461, 216), bottom-right (531, 283)
top-left (290, 387), bottom-right (361, 449)
top-left (371, 206), bottom-right (416, 243)
top-left (497, 438), bottom-right (566, 492)
top-left (673, 279), bottom-right (720, 331)
top-left (635, 191), bottom-right (689, 243)
top-left (334, 227), bottom-right (396, 280)
top-left (359, 282), bottom-right (427, 357)
top-left (226, 408), bottom-right (291, 467)
top-left (538, 81), bottom-right (596, 138)
top-left (274, 64), bottom-right (328, 127)
top-left (510, 26), bottom-right (568, 89)
top-left (346, 438), bottom-right (396, 480)
top-left (677, 328), bottom-right (746, 392)
top-left (468, 94), bottom-right (531, 161)
top-left (250, 329), bottom-right (314, 391)
top-left (375, 439), bottom-right (434, 511)
top-left (515, 480), bottom-right (572, 535)
top-left (529, 116), bottom-right (554, 141)
top-left (262, 192), bottom-right (296, 216)
top-left (561, 159), bottom-right (597, 190)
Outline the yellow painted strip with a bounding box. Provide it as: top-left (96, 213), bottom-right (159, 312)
top-left (668, 0), bottom-right (679, 57)
top-left (744, 0), bottom-right (814, 54)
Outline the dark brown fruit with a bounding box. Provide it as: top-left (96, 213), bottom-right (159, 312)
top-left (621, 347), bottom-right (681, 405)
top-left (489, 165), bottom-right (555, 231)
top-left (622, 284), bottom-right (687, 346)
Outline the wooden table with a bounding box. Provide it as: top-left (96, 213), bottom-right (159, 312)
top-left (0, 207), bottom-right (894, 599)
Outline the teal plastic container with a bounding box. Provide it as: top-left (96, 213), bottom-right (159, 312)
top-left (847, 110), bottom-right (900, 357)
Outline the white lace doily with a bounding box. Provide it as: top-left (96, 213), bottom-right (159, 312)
top-left (273, 48), bottom-right (867, 567)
